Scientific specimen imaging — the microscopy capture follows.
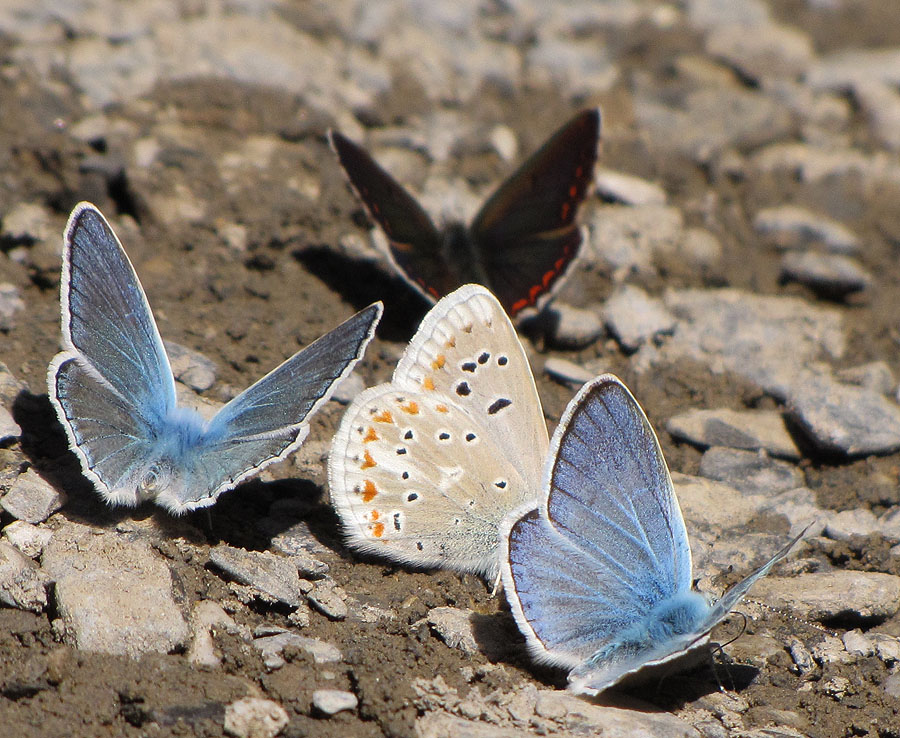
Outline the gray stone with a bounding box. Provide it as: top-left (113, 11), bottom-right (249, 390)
top-left (634, 289), bottom-right (845, 400)
top-left (842, 629), bottom-right (874, 657)
top-left (525, 37), bottom-right (618, 97)
top-left (0, 540), bottom-right (47, 612)
top-left (824, 508), bottom-right (879, 540)
top-left (312, 689), bottom-right (358, 716)
top-left (811, 635), bottom-right (855, 665)
top-left (753, 205), bottom-right (860, 254)
top-left (853, 80), bottom-right (900, 152)
top-left (807, 47), bottom-right (900, 92)
top-left (42, 522), bottom-right (190, 657)
top-left (2, 520), bottom-right (52, 558)
top-left (678, 228), bottom-right (723, 269)
top-left (164, 341), bottom-right (217, 392)
top-left (781, 252), bottom-right (872, 299)
top-left (750, 142), bottom-right (900, 186)
top-left (188, 600), bottom-right (244, 667)
top-left (593, 169), bottom-right (666, 206)
top-left (602, 285), bottom-right (676, 352)
top-left (208, 545), bottom-right (304, 608)
top-left (837, 361), bottom-right (895, 395)
top-left (705, 22), bottom-right (813, 81)
top-left (698, 447), bottom-right (804, 496)
top-left (634, 87), bottom-right (792, 162)
top-left (884, 672), bottom-right (900, 699)
top-left (253, 630), bottom-right (341, 669)
top-left (666, 407), bottom-right (801, 460)
top-left (788, 637), bottom-right (816, 674)
top-left (0, 406), bottom-right (21, 443)
top-left (542, 302), bottom-right (604, 350)
top-left (787, 372), bottom-right (900, 456)
top-left (752, 571), bottom-right (900, 623)
top-left (307, 579), bottom-right (349, 620)
top-left (426, 607), bottom-right (478, 655)
top-left (0, 284), bottom-right (25, 330)
top-left (585, 204), bottom-right (684, 278)
top-left (1, 202), bottom-right (52, 243)
top-left (686, 0), bottom-right (770, 28)
top-left (872, 633), bottom-right (900, 664)
top-left (331, 372), bottom-right (365, 405)
top-left (1, 469), bottom-right (66, 523)
top-left (542, 358), bottom-right (593, 386)
top-left (290, 550), bottom-right (329, 579)
top-left (223, 697), bottom-right (288, 738)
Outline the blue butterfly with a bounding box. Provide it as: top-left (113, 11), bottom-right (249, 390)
top-left (500, 374), bottom-right (808, 695)
top-left (48, 203), bottom-right (382, 514)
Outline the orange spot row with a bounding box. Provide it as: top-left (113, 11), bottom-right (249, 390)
top-left (363, 427), bottom-right (378, 443)
top-left (361, 450), bottom-right (376, 469)
top-left (445, 336), bottom-right (456, 348)
top-left (436, 404), bottom-right (449, 414)
top-left (431, 354), bottom-right (446, 370)
top-left (372, 522), bottom-right (385, 538)
top-left (362, 480), bottom-right (377, 502)
top-left (374, 410), bottom-right (393, 424)
top-left (401, 401), bottom-right (419, 415)
top-left (423, 376), bottom-right (435, 391)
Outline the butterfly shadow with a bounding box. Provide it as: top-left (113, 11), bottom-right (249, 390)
top-left (293, 245), bottom-right (431, 342)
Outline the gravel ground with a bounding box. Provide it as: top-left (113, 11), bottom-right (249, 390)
top-left (2, 1), bottom-right (900, 737)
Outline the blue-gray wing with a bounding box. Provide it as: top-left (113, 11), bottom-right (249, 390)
top-left (501, 374), bottom-right (693, 665)
top-left (48, 203), bottom-right (175, 503)
top-left (155, 303), bottom-right (383, 512)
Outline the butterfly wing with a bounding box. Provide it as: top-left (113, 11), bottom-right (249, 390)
top-left (329, 130), bottom-right (459, 302)
top-left (328, 285), bottom-right (548, 579)
top-left (48, 203), bottom-right (177, 505)
top-left (502, 375), bottom-right (694, 673)
top-left (153, 303), bottom-right (383, 514)
top-left (470, 109), bottom-right (601, 316)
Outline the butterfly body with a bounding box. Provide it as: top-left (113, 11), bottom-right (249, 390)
top-left (50, 203), bottom-right (382, 514)
top-left (501, 375), bottom-right (808, 695)
top-left (330, 108), bottom-right (600, 317)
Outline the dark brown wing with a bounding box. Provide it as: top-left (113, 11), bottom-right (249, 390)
top-left (470, 109), bottom-right (601, 316)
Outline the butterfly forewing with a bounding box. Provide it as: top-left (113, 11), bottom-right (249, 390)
top-left (471, 108), bottom-right (600, 315)
top-left (330, 130), bottom-right (459, 301)
top-left (60, 204), bottom-right (176, 425)
top-left (159, 304), bottom-right (383, 512)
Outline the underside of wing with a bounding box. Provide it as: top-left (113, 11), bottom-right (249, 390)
top-left (328, 384), bottom-right (530, 580)
top-left (391, 284), bottom-right (549, 490)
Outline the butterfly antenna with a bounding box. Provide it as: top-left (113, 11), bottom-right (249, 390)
top-left (718, 611), bottom-right (749, 650)
top-left (708, 644), bottom-right (736, 693)
top-left (743, 598), bottom-right (834, 636)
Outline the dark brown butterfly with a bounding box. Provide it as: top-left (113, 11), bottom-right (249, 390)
top-left (330, 108), bottom-right (601, 317)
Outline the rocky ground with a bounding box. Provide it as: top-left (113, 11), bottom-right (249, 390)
top-left (2, 0), bottom-right (900, 736)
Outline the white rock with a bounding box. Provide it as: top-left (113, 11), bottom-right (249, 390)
top-left (0, 405), bottom-right (21, 443)
top-left (705, 22), bottom-right (814, 81)
top-left (2, 520), bottom-right (52, 558)
top-left (312, 689), bottom-right (358, 715)
top-left (209, 545), bottom-right (304, 608)
top-left (1, 202), bottom-right (52, 242)
top-left (842, 629), bottom-right (873, 657)
top-left (753, 205), bottom-right (860, 254)
top-left (807, 47), bottom-right (900, 92)
top-left (0, 284), bottom-right (25, 330)
top-left (853, 80), bottom-right (900, 152)
top-left (824, 509), bottom-right (879, 540)
top-left (698, 448), bottom-right (803, 496)
top-left (752, 570), bottom-right (900, 623)
top-left (541, 302), bottom-right (604, 350)
top-left (164, 341), bottom-right (217, 393)
top-left (0, 540), bottom-right (47, 612)
top-left (42, 522), bottom-right (190, 657)
top-left (543, 358), bottom-right (594, 386)
top-left (594, 169), bottom-right (666, 206)
top-left (602, 285), bottom-right (676, 352)
top-left (1, 469), bottom-right (66, 523)
top-left (666, 407), bottom-right (800, 460)
top-left (253, 630), bottom-right (342, 669)
top-left (585, 204), bottom-right (684, 278)
top-left (425, 607), bottom-right (478, 655)
top-left (780, 252), bottom-right (872, 298)
top-left (224, 697), bottom-right (288, 738)
top-left (188, 600), bottom-right (242, 667)
top-left (308, 579), bottom-right (349, 621)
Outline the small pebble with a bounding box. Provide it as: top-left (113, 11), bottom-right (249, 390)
top-left (780, 251), bottom-right (872, 299)
top-left (312, 689), bottom-right (358, 716)
top-left (223, 698), bottom-right (288, 738)
top-left (1, 469), bottom-right (66, 524)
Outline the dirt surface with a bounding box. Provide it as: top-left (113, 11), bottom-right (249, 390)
top-left (2, 2), bottom-right (900, 737)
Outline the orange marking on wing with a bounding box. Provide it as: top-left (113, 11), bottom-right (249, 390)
top-left (372, 522), bottom-right (385, 538)
top-left (362, 480), bottom-right (377, 502)
top-left (423, 376), bottom-right (435, 391)
top-left (511, 298), bottom-right (528, 314)
top-left (575, 165), bottom-right (583, 177)
top-left (569, 184), bottom-right (578, 197)
top-left (445, 336), bottom-right (456, 348)
top-left (561, 202), bottom-right (571, 220)
top-left (370, 510), bottom-right (380, 520)
top-left (401, 401), bottom-right (419, 415)
top-left (436, 404), bottom-right (449, 413)
top-left (363, 427), bottom-right (378, 443)
top-left (374, 410), bottom-right (394, 424)
top-left (554, 257), bottom-right (565, 270)
top-left (542, 270), bottom-right (555, 288)
top-left (427, 286), bottom-right (440, 298)
top-left (431, 354), bottom-right (446, 370)
top-left (361, 450), bottom-right (376, 469)
top-left (529, 284), bottom-right (542, 301)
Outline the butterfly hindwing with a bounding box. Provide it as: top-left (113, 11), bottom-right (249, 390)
top-left (328, 284), bottom-right (548, 580)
